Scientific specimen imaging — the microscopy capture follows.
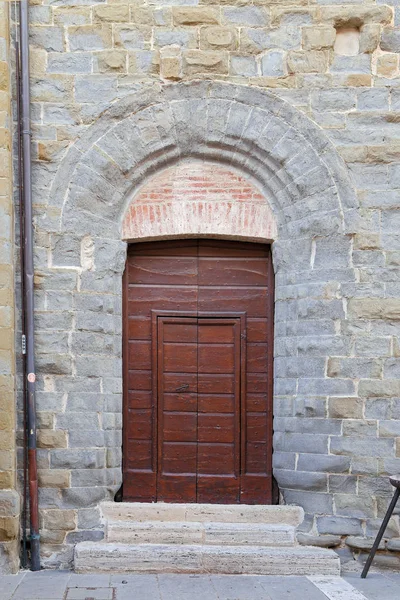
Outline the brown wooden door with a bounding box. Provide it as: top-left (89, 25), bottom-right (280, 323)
top-left (123, 240), bottom-right (274, 504)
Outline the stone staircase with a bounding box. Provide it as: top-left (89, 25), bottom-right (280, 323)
top-left (74, 502), bottom-right (340, 575)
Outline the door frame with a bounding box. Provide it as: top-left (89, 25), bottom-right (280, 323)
top-left (121, 240), bottom-right (276, 503)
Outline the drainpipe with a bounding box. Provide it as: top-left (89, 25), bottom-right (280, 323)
top-left (18, 0), bottom-right (40, 571)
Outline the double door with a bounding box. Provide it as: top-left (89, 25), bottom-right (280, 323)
top-left (123, 240), bottom-right (274, 504)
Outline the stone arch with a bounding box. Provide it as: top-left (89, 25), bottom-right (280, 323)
top-left (42, 81), bottom-right (358, 513)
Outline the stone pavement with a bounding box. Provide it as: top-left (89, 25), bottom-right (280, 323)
top-left (3, 571), bottom-right (400, 600)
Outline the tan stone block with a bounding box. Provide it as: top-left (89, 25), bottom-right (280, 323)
top-left (376, 53), bottom-right (399, 79)
top-left (250, 75), bottom-right (297, 88)
top-left (396, 438), bottom-right (400, 458)
top-left (318, 5), bottom-right (393, 27)
top-left (354, 233), bottom-right (381, 250)
top-left (394, 337), bottom-right (400, 358)
top-left (0, 375), bottom-right (13, 396)
top-left (287, 50), bottom-right (329, 73)
top-left (349, 298), bottom-right (400, 320)
top-left (0, 450), bottom-right (13, 471)
top-left (0, 350), bottom-right (12, 374)
top-left (38, 469), bottom-right (70, 489)
top-left (0, 128), bottom-right (10, 150)
top-left (0, 91), bottom-right (9, 112)
top-left (93, 50), bottom-right (127, 73)
top-left (38, 141), bottom-right (69, 163)
top-left (94, 4), bottom-right (130, 23)
top-left (184, 50), bottom-right (228, 74)
top-left (0, 516), bottom-right (19, 541)
top-left (0, 473), bottom-right (15, 492)
top-left (302, 26), bottom-right (336, 50)
top-left (328, 397), bottom-right (363, 420)
top-left (0, 63), bottom-right (9, 93)
top-left (0, 412), bottom-right (12, 432)
top-left (130, 7), bottom-right (156, 25)
top-left (0, 328), bottom-right (12, 352)
top-left (0, 149), bottom-right (10, 178)
top-left (344, 74), bottom-right (372, 87)
top-left (37, 430), bottom-right (67, 449)
top-left (367, 144), bottom-right (400, 163)
top-left (200, 26), bottom-right (237, 50)
top-left (40, 529), bottom-right (67, 544)
top-left (30, 49), bottom-right (47, 76)
top-left (0, 432), bottom-right (14, 451)
top-left (359, 24), bottom-right (380, 54)
top-left (160, 46), bottom-right (182, 80)
top-left (173, 7), bottom-right (220, 26)
top-left (0, 307), bottom-right (11, 328)
top-left (40, 509), bottom-right (76, 531)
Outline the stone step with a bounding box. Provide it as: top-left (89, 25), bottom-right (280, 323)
top-left (101, 502), bottom-right (304, 526)
top-left (74, 542), bottom-right (340, 575)
top-left (107, 520), bottom-right (296, 546)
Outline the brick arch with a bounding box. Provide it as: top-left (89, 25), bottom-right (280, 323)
top-left (42, 81), bottom-right (358, 516)
top-left (121, 159), bottom-right (277, 242)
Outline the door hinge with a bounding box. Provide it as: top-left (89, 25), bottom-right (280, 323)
top-left (22, 334), bottom-right (26, 355)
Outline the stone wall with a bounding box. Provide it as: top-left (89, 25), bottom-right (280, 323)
top-left (0, 0), bottom-right (19, 575)
top-left (5, 0), bottom-right (400, 569)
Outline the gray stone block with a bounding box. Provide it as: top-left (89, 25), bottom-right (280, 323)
top-left (48, 53), bottom-right (92, 74)
top-left (261, 50), bottom-right (286, 76)
top-left (66, 530), bottom-right (104, 544)
top-left (330, 436), bottom-right (394, 458)
top-left (230, 56), bottom-right (257, 77)
top-left (30, 26), bottom-right (64, 52)
top-left (50, 449), bottom-right (105, 470)
top-left (223, 7), bottom-right (269, 26)
top-left (317, 516), bottom-right (363, 536)
top-left (297, 454), bottom-right (350, 474)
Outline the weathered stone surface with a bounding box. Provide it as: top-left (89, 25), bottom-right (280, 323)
top-left (75, 543), bottom-right (340, 575)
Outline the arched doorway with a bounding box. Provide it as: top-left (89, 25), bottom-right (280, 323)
top-left (123, 239), bottom-right (274, 504)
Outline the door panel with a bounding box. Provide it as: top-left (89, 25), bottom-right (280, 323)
top-left (157, 317), bottom-right (198, 502)
top-left (123, 240), bottom-right (274, 504)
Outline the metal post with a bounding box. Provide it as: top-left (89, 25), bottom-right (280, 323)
top-left (18, 0), bottom-right (40, 571)
top-left (361, 487), bottom-right (400, 578)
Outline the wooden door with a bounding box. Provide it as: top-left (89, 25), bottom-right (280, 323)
top-left (123, 240), bottom-right (274, 504)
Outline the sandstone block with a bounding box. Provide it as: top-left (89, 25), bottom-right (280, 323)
top-left (0, 516), bottom-right (18, 542)
top-left (302, 26), bottom-right (336, 50)
top-left (38, 430), bottom-right (68, 449)
top-left (359, 24), bottom-right (380, 53)
top-left (173, 8), bottom-right (219, 26)
top-left (38, 469), bottom-right (70, 489)
top-left (41, 509), bottom-right (76, 531)
top-left (160, 46), bottom-right (182, 80)
top-left (318, 6), bottom-right (393, 27)
top-left (184, 50), bottom-right (228, 75)
top-left (200, 27), bottom-right (237, 50)
top-left (93, 5), bottom-right (129, 23)
top-left (376, 54), bottom-right (399, 79)
top-left (93, 51), bottom-right (127, 73)
top-left (348, 298), bottom-right (400, 320)
top-left (287, 50), bottom-right (328, 74)
top-left (328, 397), bottom-right (364, 419)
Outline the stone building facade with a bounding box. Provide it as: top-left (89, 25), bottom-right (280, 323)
top-left (0, 0), bottom-right (400, 573)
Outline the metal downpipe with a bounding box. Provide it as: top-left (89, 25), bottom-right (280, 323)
top-left (18, 0), bottom-right (40, 571)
